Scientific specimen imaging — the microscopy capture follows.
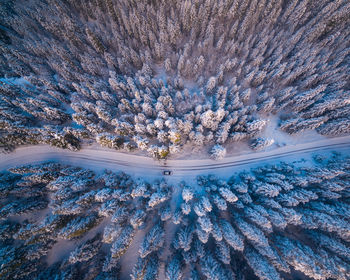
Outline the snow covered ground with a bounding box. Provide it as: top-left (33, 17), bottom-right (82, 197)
top-left (1, 135), bottom-right (350, 183)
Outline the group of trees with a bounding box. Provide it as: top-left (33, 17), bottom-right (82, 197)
top-left (0, 0), bottom-right (349, 158)
top-left (0, 161), bottom-right (174, 279)
top-left (1, 152), bottom-right (350, 279)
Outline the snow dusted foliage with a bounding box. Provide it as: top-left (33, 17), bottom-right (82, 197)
top-left (219, 187), bottom-right (238, 203)
top-left (165, 254), bottom-right (183, 280)
top-left (244, 246), bottom-right (282, 280)
top-left (1, 0), bottom-right (349, 157)
top-left (250, 137), bottom-right (274, 151)
top-left (220, 219), bottom-right (244, 252)
top-left (210, 144), bottom-right (227, 160)
top-left (139, 223), bottom-right (165, 258)
top-left (131, 254), bottom-right (159, 280)
top-left (182, 184), bottom-right (194, 203)
top-left (1, 153), bottom-right (350, 279)
top-left (200, 253), bottom-right (230, 280)
top-left (0, 162), bottom-right (173, 279)
top-left (110, 225), bottom-right (135, 259)
top-left (69, 233), bottom-right (102, 264)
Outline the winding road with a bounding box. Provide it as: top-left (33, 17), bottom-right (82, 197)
top-left (1, 136), bottom-right (350, 180)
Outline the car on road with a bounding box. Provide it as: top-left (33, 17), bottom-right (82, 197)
top-left (163, 170), bottom-right (172, 176)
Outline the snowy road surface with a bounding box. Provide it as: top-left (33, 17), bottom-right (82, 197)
top-left (1, 136), bottom-right (350, 180)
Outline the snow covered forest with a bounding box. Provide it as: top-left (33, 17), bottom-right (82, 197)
top-left (1, 1), bottom-right (350, 278)
top-left (1, 153), bottom-right (350, 279)
top-left (1, 0), bottom-right (350, 158)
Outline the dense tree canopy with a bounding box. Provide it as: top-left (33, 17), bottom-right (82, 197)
top-left (0, 0), bottom-right (349, 158)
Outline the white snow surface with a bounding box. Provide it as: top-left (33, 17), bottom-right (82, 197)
top-left (1, 136), bottom-right (350, 182)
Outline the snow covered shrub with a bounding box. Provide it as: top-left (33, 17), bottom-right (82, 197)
top-left (69, 234), bottom-right (102, 263)
top-left (210, 144), bottom-right (227, 160)
top-left (250, 137), bottom-right (274, 151)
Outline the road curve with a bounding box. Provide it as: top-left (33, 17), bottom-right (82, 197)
top-left (1, 136), bottom-right (350, 179)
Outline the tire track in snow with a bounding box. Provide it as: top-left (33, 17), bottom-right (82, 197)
top-left (1, 136), bottom-right (350, 178)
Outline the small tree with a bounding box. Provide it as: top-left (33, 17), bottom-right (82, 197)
top-left (210, 145), bottom-right (226, 160)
